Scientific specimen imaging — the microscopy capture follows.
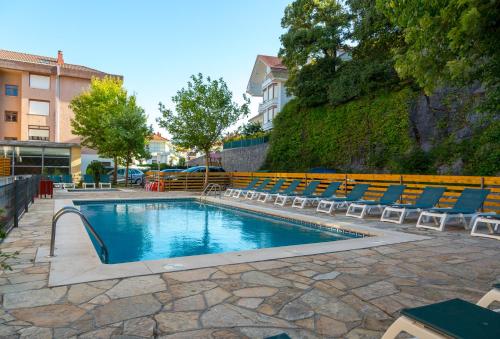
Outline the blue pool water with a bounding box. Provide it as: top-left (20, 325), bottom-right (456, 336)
top-left (74, 199), bottom-right (362, 264)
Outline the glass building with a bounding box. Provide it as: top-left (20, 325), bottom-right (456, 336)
top-left (0, 141), bottom-right (80, 176)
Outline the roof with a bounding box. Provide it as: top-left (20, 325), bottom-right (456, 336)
top-left (0, 49), bottom-right (121, 79)
top-left (151, 133), bottom-right (169, 142)
top-left (257, 55), bottom-right (287, 70)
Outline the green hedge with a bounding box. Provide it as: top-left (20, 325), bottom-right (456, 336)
top-left (264, 88), bottom-right (417, 172)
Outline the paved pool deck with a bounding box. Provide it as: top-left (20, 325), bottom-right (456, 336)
top-left (0, 189), bottom-right (499, 338)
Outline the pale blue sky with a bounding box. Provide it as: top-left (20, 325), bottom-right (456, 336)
top-left (1, 0), bottom-right (291, 132)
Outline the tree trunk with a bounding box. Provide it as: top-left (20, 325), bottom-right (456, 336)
top-left (113, 157), bottom-right (118, 185)
top-left (204, 151), bottom-right (210, 188)
top-left (125, 159), bottom-right (129, 187)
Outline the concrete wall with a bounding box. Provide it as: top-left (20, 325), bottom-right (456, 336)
top-left (188, 143), bottom-right (269, 172)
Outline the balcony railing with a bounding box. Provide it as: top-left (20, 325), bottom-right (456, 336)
top-left (258, 97), bottom-right (278, 113)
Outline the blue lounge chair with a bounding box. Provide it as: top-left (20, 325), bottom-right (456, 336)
top-left (61, 174), bottom-right (75, 189)
top-left (382, 285), bottom-right (500, 339)
top-left (292, 181), bottom-right (342, 209)
top-left (275, 180), bottom-right (321, 206)
top-left (225, 178), bottom-right (259, 197)
top-left (380, 186), bottom-right (446, 224)
top-left (247, 179), bottom-right (286, 200)
top-left (317, 184), bottom-right (370, 214)
top-left (416, 188), bottom-right (491, 231)
top-left (242, 179), bottom-right (272, 199)
top-left (83, 174), bottom-right (96, 189)
top-left (51, 175), bottom-right (62, 188)
top-left (258, 179), bottom-right (302, 203)
top-left (346, 185), bottom-right (406, 218)
top-left (99, 174), bottom-right (112, 188)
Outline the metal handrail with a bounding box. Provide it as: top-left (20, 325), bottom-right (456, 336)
top-left (202, 183), bottom-right (222, 198)
top-left (50, 206), bottom-right (109, 263)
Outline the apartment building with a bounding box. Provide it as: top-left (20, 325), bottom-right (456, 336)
top-left (0, 49), bottom-right (120, 175)
top-left (246, 55), bottom-right (292, 131)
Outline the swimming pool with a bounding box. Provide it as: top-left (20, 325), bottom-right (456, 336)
top-left (74, 199), bottom-right (364, 264)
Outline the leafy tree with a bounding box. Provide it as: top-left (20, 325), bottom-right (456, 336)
top-left (158, 73), bottom-right (249, 186)
top-left (108, 96), bottom-right (152, 186)
top-left (239, 121), bottom-right (264, 137)
top-left (377, 0), bottom-right (500, 110)
top-left (70, 77), bottom-right (127, 184)
top-left (86, 160), bottom-right (106, 184)
top-left (279, 0), bottom-right (351, 106)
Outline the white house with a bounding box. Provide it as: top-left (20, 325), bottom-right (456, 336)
top-left (145, 132), bottom-right (178, 165)
top-left (246, 55), bottom-right (292, 131)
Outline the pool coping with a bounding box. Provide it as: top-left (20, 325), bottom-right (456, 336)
top-left (43, 196), bottom-right (429, 286)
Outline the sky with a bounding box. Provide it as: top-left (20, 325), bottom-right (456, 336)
top-left (1, 0), bottom-right (291, 133)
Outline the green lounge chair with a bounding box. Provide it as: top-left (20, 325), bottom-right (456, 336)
top-left (380, 186), bottom-right (446, 224)
top-left (416, 188), bottom-right (491, 231)
top-left (82, 174), bottom-right (96, 189)
top-left (51, 175), bottom-right (62, 188)
top-left (247, 179), bottom-right (286, 200)
top-left (225, 178), bottom-right (259, 197)
top-left (99, 174), bottom-right (112, 188)
top-left (258, 179), bottom-right (301, 203)
top-left (382, 285), bottom-right (500, 339)
top-left (346, 184), bottom-right (406, 218)
top-left (275, 180), bottom-right (321, 206)
top-left (292, 181), bottom-right (342, 209)
top-left (317, 184), bottom-right (370, 214)
top-left (243, 178), bottom-right (272, 199)
top-left (61, 174), bottom-right (75, 189)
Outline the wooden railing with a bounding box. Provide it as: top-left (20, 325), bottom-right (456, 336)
top-left (146, 171), bottom-right (231, 192)
top-left (146, 171), bottom-right (500, 212)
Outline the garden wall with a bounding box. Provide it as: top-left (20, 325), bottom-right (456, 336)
top-left (188, 142), bottom-right (269, 172)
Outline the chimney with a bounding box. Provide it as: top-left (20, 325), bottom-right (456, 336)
top-left (57, 50), bottom-right (64, 65)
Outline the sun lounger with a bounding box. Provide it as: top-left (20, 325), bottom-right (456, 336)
top-left (275, 180), bottom-right (320, 206)
top-left (292, 181), bottom-right (342, 209)
top-left (82, 174), bottom-right (96, 189)
top-left (242, 179), bottom-right (272, 199)
top-left (50, 175), bottom-right (62, 188)
top-left (224, 178), bottom-right (259, 197)
top-left (416, 188), bottom-right (490, 231)
top-left (382, 285), bottom-right (500, 339)
top-left (61, 174), bottom-right (75, 189)
top-left (317, 184), bottom-right (370, 214)
top-left (99, 174), bottom-right (112, 188)
top-left (258, 179), bottom-right (301, 203)
top-left (346, 185), bottom-right (406, 219)
top-left (380, 186), bottom-right (446, 224)
top-left (470, 214), bottom-right (500, 240)
top-left (246, 179), bottom-right (285, 200)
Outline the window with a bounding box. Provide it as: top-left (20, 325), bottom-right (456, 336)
top-left (28, 125), bottom-right (49, 141)
top-left (5, 111), bottom-right (17, 122)
top-left (29, 100), bottom-right (50, 116)
top-left (5, 84), bottom-right (18, 96)
top-left (262, 88), bottom-right (267, 102)
top-left (30, 74), bottom-right (50, 89)
top-left (4, 137), bottom-right (17, 140)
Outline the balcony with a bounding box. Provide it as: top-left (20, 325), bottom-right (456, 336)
top-left (258, 97), bottom-right (278, 113)
top-left (262, 120), bottom-right (274, 131)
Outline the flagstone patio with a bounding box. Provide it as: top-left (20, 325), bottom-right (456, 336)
top-left (0, 190), bottom-right (499, 338)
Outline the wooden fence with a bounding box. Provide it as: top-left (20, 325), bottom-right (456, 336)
top-left (0, 158), bottom-right (11, 176)
top-left (146, 171), bottom-right (500, 212)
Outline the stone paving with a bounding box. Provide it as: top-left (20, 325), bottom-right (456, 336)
top-left (0, 190), bottom-right (499, 338)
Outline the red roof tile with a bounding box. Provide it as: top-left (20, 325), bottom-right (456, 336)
top-left (0, 49), bottom-right (108, 74)
top-left (257, 55), bottom-right (287, 70)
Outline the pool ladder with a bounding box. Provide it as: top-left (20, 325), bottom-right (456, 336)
top-left (50, 206), bottom-right (109, 263)
top-left (202, 183), bottom-right (222, 198)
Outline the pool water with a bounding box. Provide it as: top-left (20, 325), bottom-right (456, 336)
top-left (75, 199), bottom-right (362, 264)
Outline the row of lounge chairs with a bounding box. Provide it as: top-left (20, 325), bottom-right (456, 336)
top-left (47, 174), bottom-right (112, 189)
top-left (224, 179), bottom-right (498, 239)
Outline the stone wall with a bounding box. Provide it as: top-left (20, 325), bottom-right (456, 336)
top-left (188, 143), bottom-right (269, 172)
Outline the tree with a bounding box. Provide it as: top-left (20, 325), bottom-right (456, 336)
top-left (377, 0), bottom-right (500, 110)
top-left (108, 96), bottom-right (152, 187)
top-left (279, 0), bottom-right (351, 106)
top-left (158, 73), bottom-right (249, 186)
top-left (239, 121), bottom-right (264, 137)
top-left (70, 77), bottom-right (127, 184)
